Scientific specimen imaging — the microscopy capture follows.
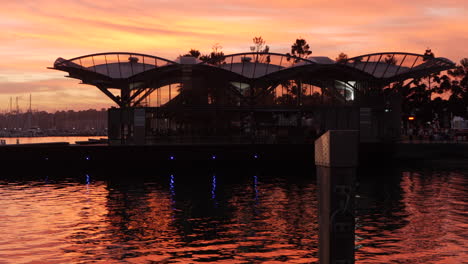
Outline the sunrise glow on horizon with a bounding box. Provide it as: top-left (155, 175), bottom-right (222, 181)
top-left (0, 0), bottom-right (467, 111)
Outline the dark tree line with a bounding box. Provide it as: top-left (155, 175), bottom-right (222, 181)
top-left (390, 57), bottom-right (468, 127)
top-left (182, 43), bottom-right (225, 65)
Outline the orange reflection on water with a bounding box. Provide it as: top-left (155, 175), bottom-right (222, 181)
top-left (356, 171), bottom-right (467, 264)
top-left (227, 177), bottom-right (318, 263)
top-left (0, 181), bottom-right (109, 264)
top-left (1, 170), bottom-right (465, 263)
top-left (97, 182), bottom-right (181, 263)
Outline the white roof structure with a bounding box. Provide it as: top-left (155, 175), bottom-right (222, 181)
top-left (51, 51), bottom-right (455, 107)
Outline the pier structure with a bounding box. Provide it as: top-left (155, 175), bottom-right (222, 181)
top-left (50, 51), bottom-right (454, 145)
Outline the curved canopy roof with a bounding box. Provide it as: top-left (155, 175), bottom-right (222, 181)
top-left (53, 52), bottom-right (177, 79)
top-left (199, 52), bottom-right (317, 78)
top-left (50, 51), bottom-right (456, 107)
top-left (52, 51), bottom-right (455, 84)
top-left (340, 52), bottom-right (455, 82)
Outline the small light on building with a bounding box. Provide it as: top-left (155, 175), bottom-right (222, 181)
top-left (408, 116), bottom-right (415, 121)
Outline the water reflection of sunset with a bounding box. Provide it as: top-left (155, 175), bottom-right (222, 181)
top-left (227, 177), bottom-right (318, 263)
top-left (0, 169), bottom-right (466, 263)
top-left (0, 181), bottom-right (109, 263)
top-left (356, 171), bottom-right (467, 264)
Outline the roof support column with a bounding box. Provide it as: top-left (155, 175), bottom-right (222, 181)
top-left (96, 85), bottom-right (123, 107)
top-left (121, 85), bottom-right (131, 107)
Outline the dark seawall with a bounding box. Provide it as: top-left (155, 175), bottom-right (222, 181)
top-left (1, 142), bottom-right (467, 172)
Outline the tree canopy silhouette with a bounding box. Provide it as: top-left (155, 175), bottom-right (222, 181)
top-left (185, 44), bottom-right (225, 64)
top-left (184, 49), bottom-right (200, 58)
top-left (392, 56), bottom-right (468, 127)
top-left (335, 52), bottom-right (348, 63)
top-left (286, 38), bottom-right (312, 62)
top-left (423, 48), bottom-right (435, 61)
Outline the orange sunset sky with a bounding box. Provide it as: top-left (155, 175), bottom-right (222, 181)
top-left (0, 0), bottom-right (467, 112)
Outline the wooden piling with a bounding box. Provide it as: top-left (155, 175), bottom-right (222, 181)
top-left (315, 130), bottom-right (358, 264)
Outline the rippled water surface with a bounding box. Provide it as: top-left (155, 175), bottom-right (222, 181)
top-left (0, 168), bottom-right (466, 263)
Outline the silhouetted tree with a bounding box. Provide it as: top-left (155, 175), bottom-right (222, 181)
top-left (206, 43), bottom-right (225, 65)
top-left (193, 44), bottom-right (226, 64)
top-left (250, 36), bottom-right (270, 63)
top-left (199, 54), bottom-right (211, 62)
top-left (423, 48), bottom-right (435, 61)
top-left (420, 49), bottom-right (438, 92)
top-left (286, 38), bottom-right (312, 63)
top-left (184, 49), bottom-right (201, 58)
top-left (447, 58), bottom-right (468, 117)
top-left (335, 52), bottom-right (348, 63)
top-left (449, 58), bottom-right (468, 90)
top-left (251, 36), bottom-right (270, 53)
top-left (281, 38), bottom-right (313, 109)
top-left (394, 55), bottom-right (468, 127)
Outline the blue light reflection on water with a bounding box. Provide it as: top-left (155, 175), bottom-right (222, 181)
top-left (169, 174), bottom-right (176, 197)
top-left (253, 175), bottom-right (259, 204)
top-left (0, 168), bottom-right (466, 263)
top-left (211, 174), bottom-right (216, 200)
top-left (211, 174), bottom-right (218, 207)
top-left (169, 174), bottom-right (177, 213)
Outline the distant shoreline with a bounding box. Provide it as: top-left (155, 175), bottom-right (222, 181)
top-left (0, 134), bottom-right (107, 138)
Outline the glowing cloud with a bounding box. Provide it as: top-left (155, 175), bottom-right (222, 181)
top-left (0, 0), bottom-right (466, 110)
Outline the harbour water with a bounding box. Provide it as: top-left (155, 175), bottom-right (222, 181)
top-left (0, 167), bottom-right (466, 263)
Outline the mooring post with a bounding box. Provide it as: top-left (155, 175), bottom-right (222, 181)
top-left (315, 130), bottom-right (358, 264)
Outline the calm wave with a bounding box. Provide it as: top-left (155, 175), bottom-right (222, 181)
top-left (0, 168), bottom-right (466, 263)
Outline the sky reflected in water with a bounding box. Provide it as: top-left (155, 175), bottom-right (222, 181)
top-left (0, 168), bottom-right (466, 263)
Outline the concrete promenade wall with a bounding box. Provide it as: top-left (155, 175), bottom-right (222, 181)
top-left (1, 142), bottom-right (467, 165)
